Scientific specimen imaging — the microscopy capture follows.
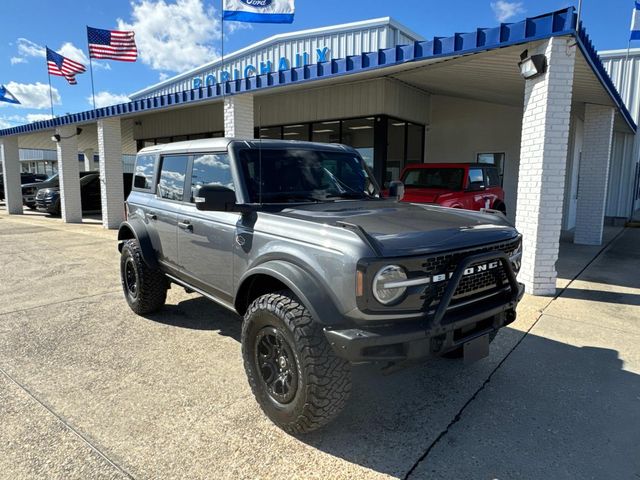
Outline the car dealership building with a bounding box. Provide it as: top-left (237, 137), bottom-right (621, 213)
top-left (1, 7), bottom-right (639, 296)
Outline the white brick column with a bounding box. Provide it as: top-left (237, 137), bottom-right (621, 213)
top-left (0, 136), bottom-right (23, 214)
top-left (515, 37), bottom-right (576, 296)
top-left (98, 118), bottom-right (125, 229)
top-left (83, 148), bottom-right (95, 172)
top-left (56, 126), bottom-right (82, 223)
top-left (224, 94), bottom-right (254, 139)
top-left (573, 104), bottom-right (615, 245)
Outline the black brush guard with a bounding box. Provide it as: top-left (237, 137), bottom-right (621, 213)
top-left (325, 251), bottom-right (524, 363)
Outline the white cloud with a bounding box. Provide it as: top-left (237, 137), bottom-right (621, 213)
top-left (10, 57), bottom-right (26, 65)
top-left (26, 113), bottom-right (54, 123)
top-left (117, 0), bottom-right (221, 72)
top-left (491, 1), bottom-right (525, 22)
top-left (159, 72), bottom-right (169, 81)
top-left (0, 113), bottom-right (54, 129)
top-left (90, 91), bottom-right (131, 108)
top-left (58, 42), bottom-right (89, 64)
top-left (17, 38), bottom-right (45, 58)
top-left (1, 82), bottom-right (61, 109)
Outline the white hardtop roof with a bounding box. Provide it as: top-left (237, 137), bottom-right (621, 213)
top-left (138, 138), bottom-right (355, 155)
top-left (130, 17), bottom-right (424, 98)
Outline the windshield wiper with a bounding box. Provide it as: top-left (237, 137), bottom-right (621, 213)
top-left (324, 192), bottom-right (370, 199)
top-left (260, 194), bottom-right (324, 203)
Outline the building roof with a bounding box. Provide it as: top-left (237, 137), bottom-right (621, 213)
top-left (131, 16), bottom-right (425, 100)
top-left (0, 7), bottom-right (635, 138)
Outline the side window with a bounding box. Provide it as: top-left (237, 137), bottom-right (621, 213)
top-left (468, 168), bottom-right (485, 187)
top-left (158, 155), bottom-right (189, 201)
top-left (190, 153), bottom-right (234, 201)
top-left (133, 154), bottom-right (156, 190)
top-left (486, 168), bottom-right (501, 187)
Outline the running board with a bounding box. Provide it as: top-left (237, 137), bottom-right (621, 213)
top-left (164, 273), bottom-right (237, 313)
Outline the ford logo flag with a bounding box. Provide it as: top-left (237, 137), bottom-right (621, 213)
top-left (240, 0), bottom-right (273, 7)
top-left (223, 0), bottom-right (294, 23)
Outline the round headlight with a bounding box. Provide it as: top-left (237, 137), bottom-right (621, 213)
top-left (372, 265), bottom-right (408, 305)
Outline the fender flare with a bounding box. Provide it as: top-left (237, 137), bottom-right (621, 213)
top-left (235, 260), bottom-right (345, 327)
top-left (117, 219), bottom-right (158, 270)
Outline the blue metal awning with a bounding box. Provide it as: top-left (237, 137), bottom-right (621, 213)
top-left (0, 7), bottom-right (635, 137)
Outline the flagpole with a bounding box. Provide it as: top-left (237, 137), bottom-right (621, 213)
top-left (46, 47), bottom-right (55, 118)
top-left (87, 26), bottom-right (97, 112)
top-left (47, 73), bottom-right (55, 118)
top-left (221, 1), bottom-right (225, 99)
top-left (576, 0), bottom-right (583, 28)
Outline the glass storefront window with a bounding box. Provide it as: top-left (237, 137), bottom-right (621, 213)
top-left (341, 117), bottom-right (374, 168)
top-left (282, 124), bottom-right (309, 141)
top-left (259, 126), bottom-right (282, 139)
top-left (311, 120), bottom-right (340, 143)
top-left (386, 120), bottom-right (406, 185)
top-left (406, 123), bottom-right (423, 164)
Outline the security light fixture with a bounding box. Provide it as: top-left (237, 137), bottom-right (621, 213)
top-left (51, 127), bottom-right (83, 143)
top-left (518, 50), bottom-right (547, 80)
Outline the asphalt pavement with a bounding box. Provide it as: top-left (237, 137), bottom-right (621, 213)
top-left (0, 210), bottom-right (638, 479)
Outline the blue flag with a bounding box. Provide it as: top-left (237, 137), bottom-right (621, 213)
top-left (223, 0), bottom-right (294, 24)
top-left (631, 1), bottom-right (640, 40)
top-left (0, 85), bottom-right (20, 104)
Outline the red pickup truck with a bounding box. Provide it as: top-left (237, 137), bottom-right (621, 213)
top-left (398, 163), bottom-right (506, 214)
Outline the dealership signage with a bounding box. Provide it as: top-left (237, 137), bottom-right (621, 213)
top-left (192, 47), bottom-right (330, 89)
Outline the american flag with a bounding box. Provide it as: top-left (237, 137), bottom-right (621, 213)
top-left (46, 47), bottom-right (86, 85)
top-left (87, 27), bottom-right (138, 62)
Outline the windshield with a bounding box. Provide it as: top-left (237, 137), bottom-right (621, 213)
top-left (237, 148), bottom-right (378, 203)
top-left (402, 167), bottom-right (465, 190)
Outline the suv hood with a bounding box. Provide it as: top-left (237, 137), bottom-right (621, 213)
top-left (279, 200), bottom-right (517, 256)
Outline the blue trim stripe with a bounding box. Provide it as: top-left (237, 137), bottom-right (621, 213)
top-left (631, 30), bottom-right (640, 40)
top-left (223, 11), bottom-right (294, 23)
top-left (0, 7), bottom-right (635, 137)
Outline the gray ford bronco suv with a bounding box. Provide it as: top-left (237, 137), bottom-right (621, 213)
top-left (118, 138), bottom-right (523, 434)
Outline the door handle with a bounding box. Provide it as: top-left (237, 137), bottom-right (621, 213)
top-left (178, 221), bottom-right (193, 231)
top-left (146, 212), bottom-right (157, 221)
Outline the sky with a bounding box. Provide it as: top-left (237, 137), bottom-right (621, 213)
top-left (0, 0), bottom-right (636, 129)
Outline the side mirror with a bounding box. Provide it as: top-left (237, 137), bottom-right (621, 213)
top-left (467, 182), bottom-right (486, 192)
top-left (133, 175), bottom-right (147, 189)
top-left (194, 185), bottom-right (239, 212)
top-left (388, 180), bottom-right (405, 202)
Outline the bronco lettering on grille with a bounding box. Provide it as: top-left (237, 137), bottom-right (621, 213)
top-left (431, 261), bottom-right (500, 284)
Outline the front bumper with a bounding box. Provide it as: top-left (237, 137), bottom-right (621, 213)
top-left (35, 198), bottom-right (57, 213)
top-left (325, 250), bottom-right (524, 363)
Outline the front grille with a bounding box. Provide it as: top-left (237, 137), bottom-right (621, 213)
top-left (422, 238), bottom-right (520, 309)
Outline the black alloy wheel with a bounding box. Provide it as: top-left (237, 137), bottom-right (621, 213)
top-left (254, 327), bottom-right (299, 405)
top-left (124, 257), bottom-right (139, 300)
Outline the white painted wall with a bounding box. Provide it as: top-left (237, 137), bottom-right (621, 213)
top-left (426, 95), bottom-right (523, 222)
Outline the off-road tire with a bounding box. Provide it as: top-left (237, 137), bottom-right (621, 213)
top-left (120, 239), bottom-right (167, 315)
top-left (442, 331), bottom-right (498, 359)
top-left (242, 291), bottom-right (352, 434)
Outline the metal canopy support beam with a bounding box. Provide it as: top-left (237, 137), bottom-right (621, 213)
top-left (97, 118), bottom-right (125, 229)
top-left (56, 126), bottom-right (82, 223)
top-left (515, 37), bottom-right (576, 296)
top-left (0, 136), bottom-right (23, 214)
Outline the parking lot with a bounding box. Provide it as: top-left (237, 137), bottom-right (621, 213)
top-left (1, 209), bottom-right (639, 479)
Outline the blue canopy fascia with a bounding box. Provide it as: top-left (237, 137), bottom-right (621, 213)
top-left (1, 7), bottom-right (635, 138)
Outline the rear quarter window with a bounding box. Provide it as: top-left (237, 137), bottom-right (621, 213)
top-left (133, 154), bottom-right (156, 191)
